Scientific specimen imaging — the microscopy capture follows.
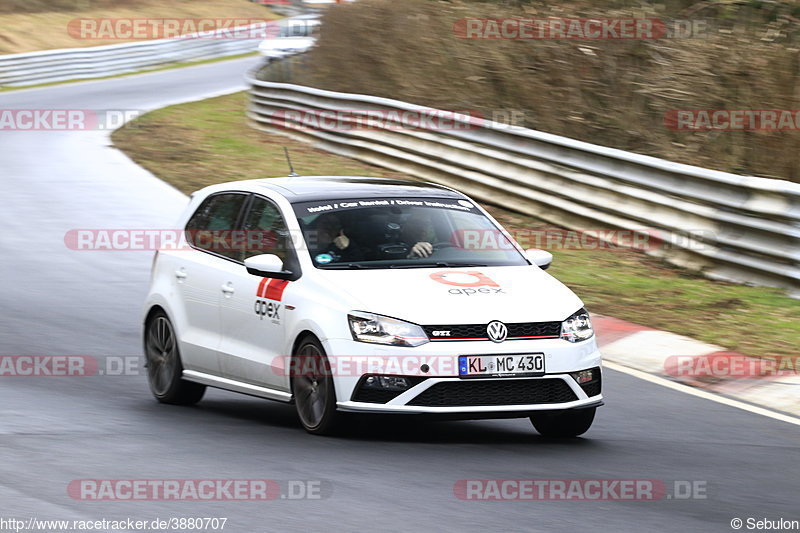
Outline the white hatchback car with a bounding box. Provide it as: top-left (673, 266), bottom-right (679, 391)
top-left (143, 176), bottom-right (602, 436)
top-left (257, 15), bottom-right (320, 59)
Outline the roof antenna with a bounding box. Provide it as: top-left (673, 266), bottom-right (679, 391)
top-left (284, 147), bottom-right (300, 177)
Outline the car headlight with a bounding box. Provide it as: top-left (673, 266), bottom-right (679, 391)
top-left (561, 308), bottom-right (594, 343)
top-left (348, 312), bottom-right (429, 347)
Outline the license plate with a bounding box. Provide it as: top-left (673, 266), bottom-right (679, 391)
top-left (458, 353), bottom-right (545, 378)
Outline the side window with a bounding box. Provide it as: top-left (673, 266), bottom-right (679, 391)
top-left (241, 196), bottom-right (292, 263)
top-left (185, 193), bottom-right (247, 260)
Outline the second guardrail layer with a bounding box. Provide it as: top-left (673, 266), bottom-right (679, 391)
top-left (246, 74), bottom-right (800, 298)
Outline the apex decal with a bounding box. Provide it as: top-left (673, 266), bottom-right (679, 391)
top-left (429, 271), bottom-right (506, 296)
top-left (254, 278), bottom-right (289, 323)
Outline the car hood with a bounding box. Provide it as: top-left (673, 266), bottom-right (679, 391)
top-left (314, 265), bottom-right (584, 325)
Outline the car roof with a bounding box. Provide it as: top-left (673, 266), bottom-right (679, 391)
top-left (201, 176), bottom-right (465, 203)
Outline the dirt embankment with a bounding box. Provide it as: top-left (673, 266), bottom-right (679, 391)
top-left (289, 0), bottom-right (800, 183)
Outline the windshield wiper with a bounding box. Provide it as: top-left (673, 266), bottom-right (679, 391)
top-left (319, 263), bottom-right (366, 270)
top-left (389, 262), bottom-right (487, 269)
top-left (322, 262), bottom-right (489, 270)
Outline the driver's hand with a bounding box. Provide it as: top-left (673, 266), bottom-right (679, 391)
top-left (333, 230), bottom-right (350, 250)
top-left (408, 241), bottom-right (433, 258)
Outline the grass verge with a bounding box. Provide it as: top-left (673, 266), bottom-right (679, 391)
top-left (113, 92), bottom-right (800, 357)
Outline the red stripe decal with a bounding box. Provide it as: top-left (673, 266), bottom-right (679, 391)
top-left (264, 279), bottom-right (290, 301)
top-left (257, 278), bottom-right (270, 298)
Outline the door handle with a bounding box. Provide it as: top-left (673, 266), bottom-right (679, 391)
top-left (221, 282), bottom-right (235, 295)
top-left (175, 268), bottom-right (187, 281)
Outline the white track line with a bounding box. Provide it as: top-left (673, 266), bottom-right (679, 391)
top-left (604, 360), bottom-right (800, 428)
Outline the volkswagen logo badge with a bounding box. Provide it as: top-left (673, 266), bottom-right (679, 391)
top-left (486, 320), bottom-right (508, 343)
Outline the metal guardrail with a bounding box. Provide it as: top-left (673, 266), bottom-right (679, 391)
top-left (246, 72), bottom-right (800, 298)
top-left (0, 22), bottom-right (285, 88)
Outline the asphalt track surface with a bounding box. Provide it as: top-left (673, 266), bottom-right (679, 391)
top-left (0, 57), bottom-right (797, 532)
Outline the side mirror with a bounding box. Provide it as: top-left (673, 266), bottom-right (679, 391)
top-left (245, 254), bottom-right (292, 279)
top-left (525, 248), bottom-right (553, 270)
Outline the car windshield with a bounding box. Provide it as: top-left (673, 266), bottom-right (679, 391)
top-left (280, 20), bottom-right (320, 38)
top-left (293, 197), bottom-right (529, 269)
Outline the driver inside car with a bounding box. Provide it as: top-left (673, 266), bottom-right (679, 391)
top-left (402, 215), bottom-right (435, 258)
top-left (311, 213), bottom-right (364, 262)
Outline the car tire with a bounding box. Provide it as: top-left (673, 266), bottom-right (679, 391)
top-left (530, 407), bottom-right (596, 438)
top-left (291, 336), bottom-right (342, 435)
top-left (144, 311), bottom-right (205, 405)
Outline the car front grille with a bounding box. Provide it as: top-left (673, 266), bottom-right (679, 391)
top-left (422, 322), bottom-right (561, 341)
top-left (407, 378), bottom-right (577, 407)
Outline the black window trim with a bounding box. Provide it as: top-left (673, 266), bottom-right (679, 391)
top-left (243, 193), bottom-right (303, 281)
top-left (184, 191), bottom-right (303, 280)
top-left (184, 191), bottom-right (252, 265)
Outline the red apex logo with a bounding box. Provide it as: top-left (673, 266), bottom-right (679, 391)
top-left (429, 271), bottom-right (499, 288)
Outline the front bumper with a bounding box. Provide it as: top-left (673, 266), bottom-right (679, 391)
top-left (323, 336), bottom-right (603, 415)
top-left (338, 375), bottom-right (602, 415)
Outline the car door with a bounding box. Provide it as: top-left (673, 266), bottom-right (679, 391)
top-left (218, 194), bottom-right (298, 391)
top-left (169, 192), bottom-right (248, 376)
